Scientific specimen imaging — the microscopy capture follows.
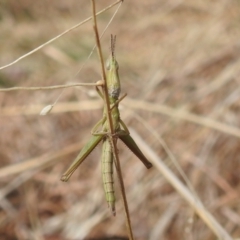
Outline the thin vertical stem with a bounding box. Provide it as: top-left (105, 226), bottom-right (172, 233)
top-left (111, 139), bottom-right (135, 240)
top-left (91, 1), bottom-right (135, 240)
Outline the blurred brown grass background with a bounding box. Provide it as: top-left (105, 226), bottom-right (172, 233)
top-left (0, 0), bottom-right (240, 239)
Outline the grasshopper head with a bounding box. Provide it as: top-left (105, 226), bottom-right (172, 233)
top-left (105, 35), bottom-right (121, 99)
top-left (106, 55), bottom-right (119, 72)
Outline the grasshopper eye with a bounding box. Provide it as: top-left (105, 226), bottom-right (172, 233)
top-left (115, 60), bottom-right (119, 70)
top-left (106, 59), bottom-right (110, 70)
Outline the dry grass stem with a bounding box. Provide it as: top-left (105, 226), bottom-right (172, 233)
top-left (130, 129), bottom-right (232, 240)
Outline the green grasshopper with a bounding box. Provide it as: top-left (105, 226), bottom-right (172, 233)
top-left (61, 35), bottom-right (152, 216)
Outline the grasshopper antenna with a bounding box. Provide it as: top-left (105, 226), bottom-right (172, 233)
top-left (110, 34), bottom-right (117, 60)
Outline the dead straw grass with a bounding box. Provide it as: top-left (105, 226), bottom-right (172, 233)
top-left (0, 0), bottom-right (240, 239)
